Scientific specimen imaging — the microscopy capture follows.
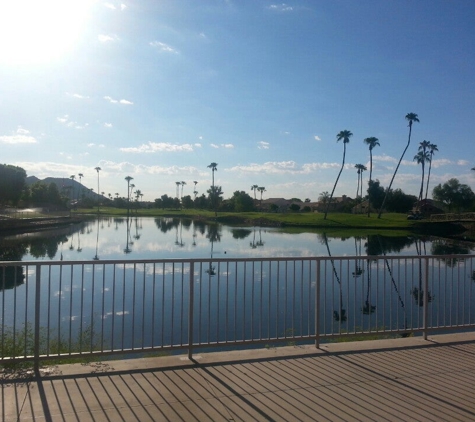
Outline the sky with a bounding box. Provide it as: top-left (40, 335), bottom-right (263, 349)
top-left (1, 0), bottom-right (475, 203)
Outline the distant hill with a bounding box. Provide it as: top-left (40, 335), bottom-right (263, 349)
top-left (25, 176), bottom-right (104, 200)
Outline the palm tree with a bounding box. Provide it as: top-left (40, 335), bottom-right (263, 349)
top-left (363, 137), bottom-right (380, 217)
top-left (324, 130), bottom-right (352, 219)
top-left (251, 184), bottom-right (259, 201)
top-left (94, 167), bottom-right (101, 212)
top-left (207, 162), bottom-right (218, 216)
top-left (175, 181), bottom-right (180, 199)
top-left (354, 164), bottom-right (366, 199)
top-left (77, 173), bottom-right (84, 201)
top-left (69, 175), bottom-right (75, 201)
top-left (180, 181), bottom-right (186, 199)
top-left (258, 186), bottom-right (266, 209)
top-left (414, 149), bottom-right (431, 202)
top-left (193, 181), bottom-right (198, 199)
top-left (425, 143), bottom-right (439, 200)
top-left (125, 176), bottom-right (133, 215)
top-left (378, 113), bottom-right (419, 218)
top-left (416, 140), bottom-right (431, 201)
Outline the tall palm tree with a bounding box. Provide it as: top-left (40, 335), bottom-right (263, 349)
top-left (125, 176), bottom-right (133, 215)
top-left (258, 186), bottom-right (266, 209)
top-left (417, 140), bottom-right (431, 201)
top-left (193, 181), bottom-right (198, 199)
top-left (414, 149), bottom-right (431, 202)
top-left (378, 113), bottom-right (419, 218)
top-left (324, 130), bottom-right (353, 219)
top-left (77, 173), bottom-right (84, 201)
top-left (251, 184), bottom-right (259, 200)
top-left (363, 137), bottom-right (380, 217)
top-left (425, 143), bottom-right (439, 200)
top-left (207, 162), bottom-right (218, 216)
top-left (181, 181), bottom-right (186, 199)
top-left (354, 164), bottom-right (367, 199)
top-left (175, 181), bottom-right (180, 199)
top-left (94, 167), bottom-right (101, 212)
top-left (69, 175), bottom-right (76, 201)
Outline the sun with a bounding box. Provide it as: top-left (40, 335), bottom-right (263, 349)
top-left (0, 0), bottom-right (95, 65)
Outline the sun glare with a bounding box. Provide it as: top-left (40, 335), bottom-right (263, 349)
top-left (0, 0), bottom-right (95, 65)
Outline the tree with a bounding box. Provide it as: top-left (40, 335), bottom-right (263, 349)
top-left (207, 185), bottom-right (223, 213)
top-left (94, 167), bottom-right (101, 212)
top-left (251, 184), bottom-right (258, 201)
top-left (175, 181), bottom-right (180, 198)
top-left (354, 164), bottom-right (367, 199)
top-left (193, 181), bottom-right (198, 199)
top-left (258, 186), bottom-right (266, 208)
top-left (0, 164), bottom-right (27, 206)
top-left (69, 175), bottom-right (76, 200)
top-left (367, 180), bottom-right (385, 211)
top-left (425, 143), bottom-right (438, 200)
top-left (77, 173), bottom-right (84, 201)
top-left (324, 130), bottom-right (352, 219)
top-left (414, 148), bottom-right (430, 202)
top-left (207, 162), bottom-right (218, 216)
top-left (180, 181), bottom-right (186, 199)
top-left (385, 189), bottom-right (417, 213)
top-left (230, 191), bottom-right (255, 212)
top-left (363, 137), bottom-right (380, 217)
top-left (289, 203), bottom-right (300, 212)
top-left (378, 113), bottom-right (419, 218)
top-left (432, 178), bottom-right (475, 212)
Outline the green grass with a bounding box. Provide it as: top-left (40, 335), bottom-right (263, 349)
top-left (74, 207), bottom-right (420, 230)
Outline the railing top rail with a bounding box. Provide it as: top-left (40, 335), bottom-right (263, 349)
top-left (1, 254), bottom-right (475, 267)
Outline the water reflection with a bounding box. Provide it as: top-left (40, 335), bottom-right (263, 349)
top-left (0, 217), bottom-right (473, 265)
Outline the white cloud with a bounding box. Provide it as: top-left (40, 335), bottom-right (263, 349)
top-left (149, 41), bottom-right (179, 54)
top-left (268, 3), bottom-right (294, 12)
top-left (104, 123), bottom-right (113, 128)
top-left (104, 96), bottom-right (133, 105)
top-left (431, 158), bottom-right (453, 168)
top-left (210, 143), bottom-right (219, 149)
top-left (121, 4), bottom-right (127, 11)
top-left (458, 159), bottom-right (470, 166)
top-left (301, 162), bottom-right (340, 173)
top-left (229, 161), bottom-right (299, 174)
top-left (314, 135), bottom-right (321, 141)
top-left (194, 143), bottom-right (202, 148)
top-left (104, 3), bottom-right (116, 9)
top-left (98, 34), bottom-right (119, 43)
top-left (66, 92), bottom-right (89, 99)
top-left (104, 2), bottom-right (127, 11)
top-left (209, 143), bottom-right (234, 149)
top-left (119, 142), bottom-right (195, 153)
top-left (57, 115), bottom-right (69, 123)
top-left (258, 141), bottom-right (270, 150)
top-left (0, 127), bottom-right (37, 144)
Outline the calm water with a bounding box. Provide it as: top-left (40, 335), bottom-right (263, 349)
top-left (1, 217), bottom-right (474, 351)
top-left (2, 216), bottom-right (473, 262)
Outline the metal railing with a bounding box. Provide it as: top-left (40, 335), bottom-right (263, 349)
top-left (1, 255), bottom-right (475, 368)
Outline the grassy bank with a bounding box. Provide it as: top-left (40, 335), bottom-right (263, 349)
top-left (75, 207), bottom-right (422, 230)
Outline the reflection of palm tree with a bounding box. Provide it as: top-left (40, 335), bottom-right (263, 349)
top-left (322, 233), bottom-right (347, 323)
top-left (362, 259), bottom-right (376, 315)
top-left (412, 238), bottom-right (433, 307)
top-left (124, 216), bottom-right (132, 254)
top-left (125, 176), bottom-right (133, 216)
top-left (77, 230), bottom-right (82, 252)
top-left (206, 224), bottom-right (221, 276)
top-left (93, 218), bottom-right (100, 260)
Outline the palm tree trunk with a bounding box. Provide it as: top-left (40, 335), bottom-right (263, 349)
top-left (367, 151), bottom-right (373, 217)
top-left (378, 124), bottom-right (413, 218)
top-left (419, 162), bottom-right (425, 202)
top-left (324, 144), bottom-right (346, 219)
top-left (425, 155), bottom-right (433, 200)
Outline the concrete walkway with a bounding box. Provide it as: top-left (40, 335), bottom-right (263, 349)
top-left (2, 333), bottom-right (475, 421)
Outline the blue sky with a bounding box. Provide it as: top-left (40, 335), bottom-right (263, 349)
top-left (1, 0), bottom-right (474, 202)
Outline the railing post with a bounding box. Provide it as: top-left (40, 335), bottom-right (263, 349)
top-left (34, 264), bottom-right (41, 374)
top-left (188, 261), bottom-right (194, 360)
top-left (423, 258), bottom-right (429, 340)
top-left (315, 259), bottom-right (320, 349)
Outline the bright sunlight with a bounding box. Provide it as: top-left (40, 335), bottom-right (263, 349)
top-left (0, 0), bottom-right (95, 65)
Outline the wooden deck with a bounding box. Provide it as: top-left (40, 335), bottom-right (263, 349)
top-left (2, 332), bottom-right (475, 421)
